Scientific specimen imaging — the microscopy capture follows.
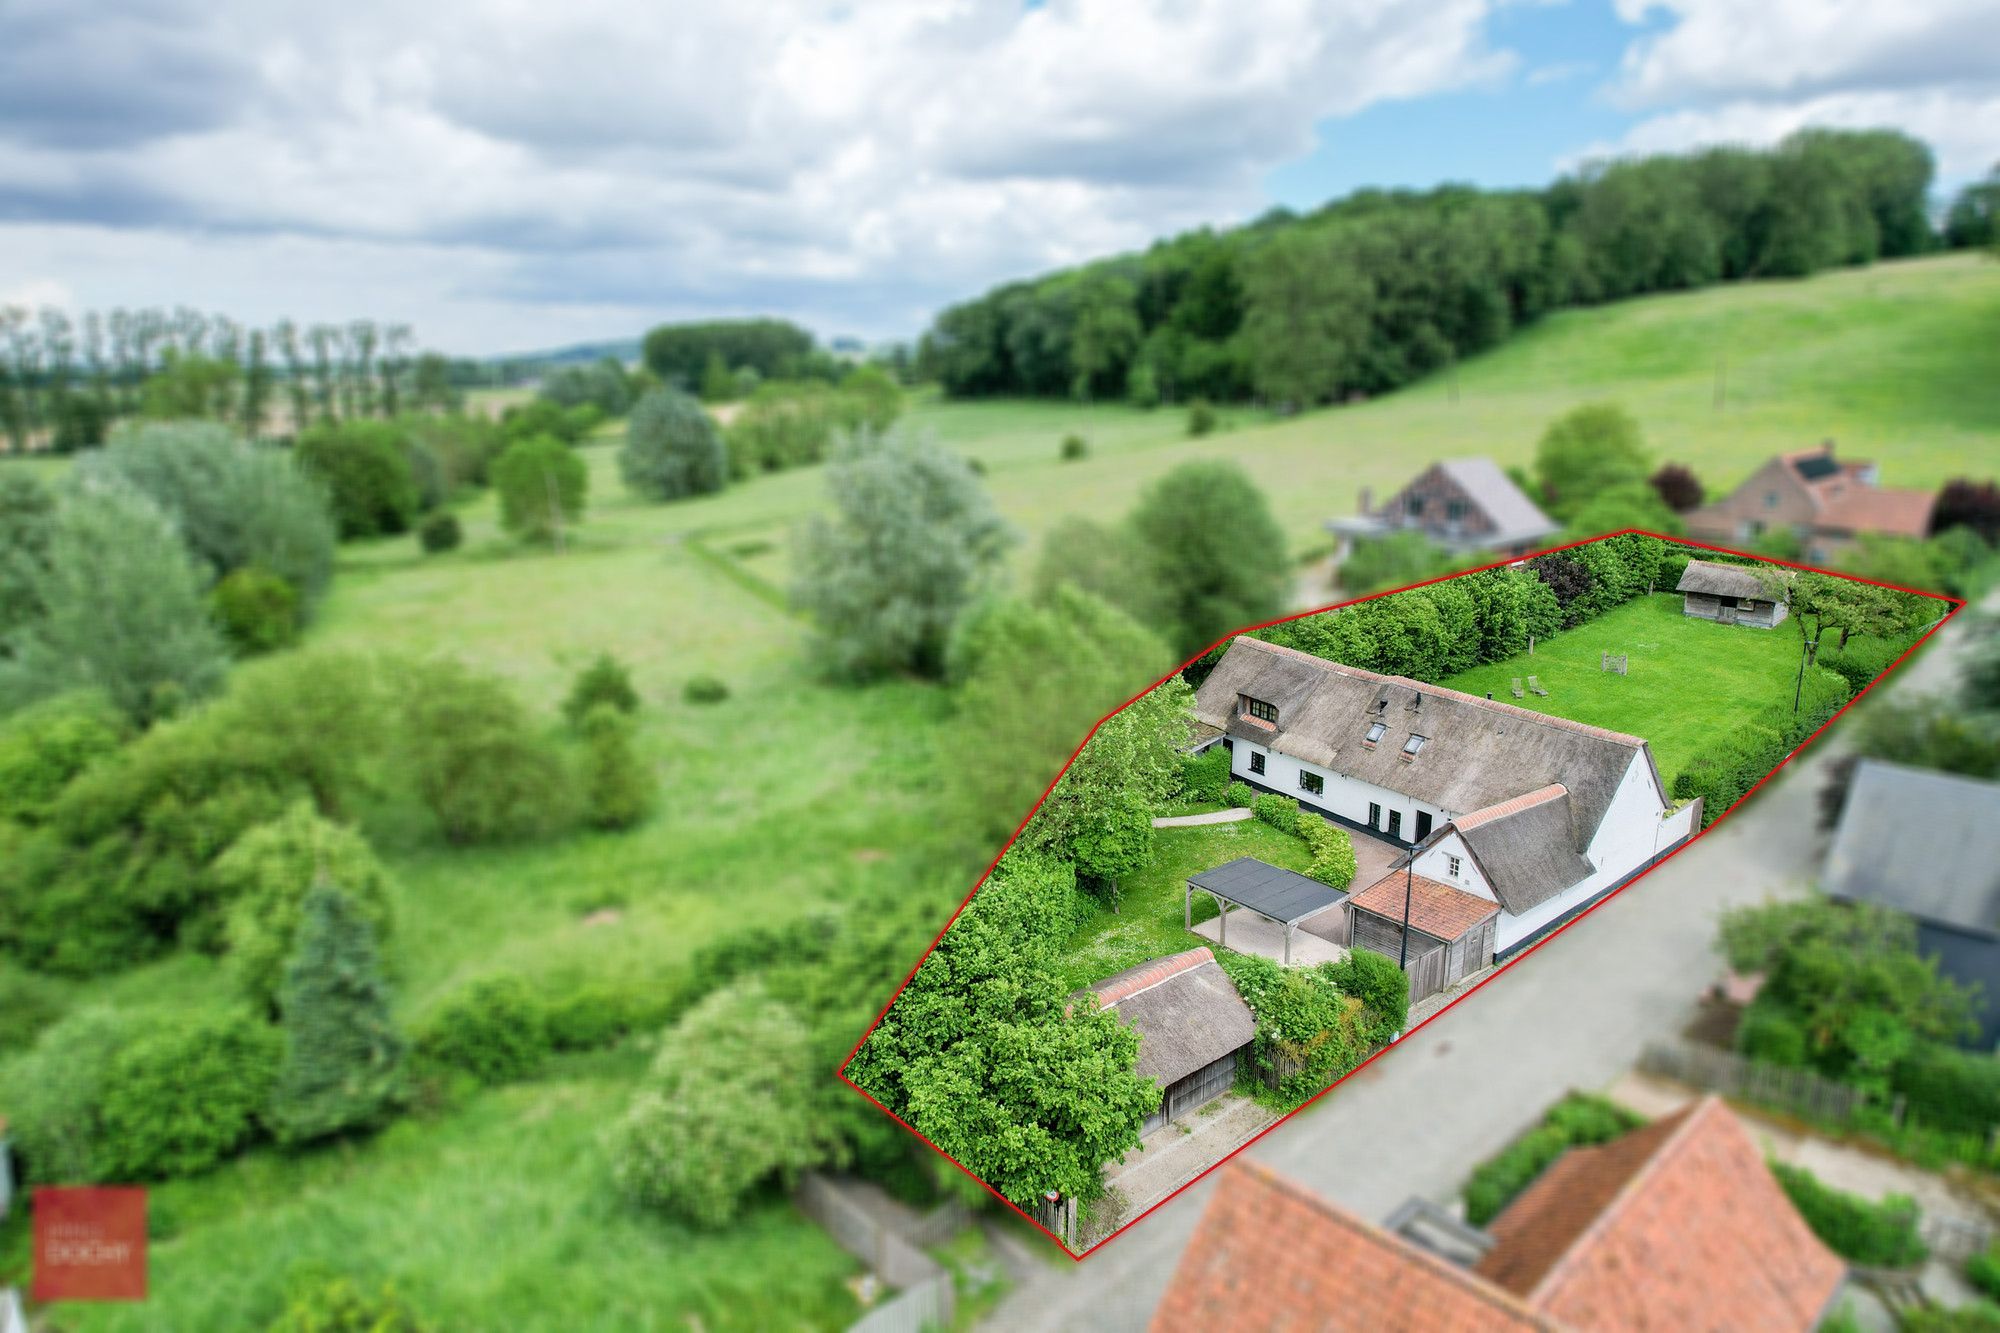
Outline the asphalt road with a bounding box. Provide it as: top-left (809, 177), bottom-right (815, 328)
top-left (982, 606), bottom-right (1983, 1330)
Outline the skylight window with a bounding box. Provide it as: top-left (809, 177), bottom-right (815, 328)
top-left (1364, 722), bottom-right (1387, 746)
top-left (1403, 734), bottom-right (1427, 757)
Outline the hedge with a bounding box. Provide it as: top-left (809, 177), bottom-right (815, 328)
top-left (1463, 1092), bottom-right (1646, 1225)
top-left (1223, 780), bottom-right (1255, 808)
top-left (1672, 668), bottom-right (1851, 826)
top-left (1893, 1043), bottom-right (2000, 1136)
top-left (1252, 791), bottom-right (1302, 835)
top-left (1215, 953), bottom-right (1366, 1105)
top-left (1182, 747), bottom-right (1231, 805)
top-left (1770, 1161), bottom-right (1927, 1267)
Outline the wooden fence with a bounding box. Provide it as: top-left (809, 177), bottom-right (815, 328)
top-left (1638, 1040), bottom-right (1869, 1123)
top-left (795, 1174), bottom-right (959, 1332)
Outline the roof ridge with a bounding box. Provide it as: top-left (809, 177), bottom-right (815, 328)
top-left (1237, 637), bottom-right (1649, 749)
top-left (1228, 1160), bottom-right (1557, 1327)
top-left (1090, 947), bottom-right (1215, 1009)
top-left (1523, 1097), bottom-right (1718, 1307)
top-left (1454, 784), bottom-right (1569, 831)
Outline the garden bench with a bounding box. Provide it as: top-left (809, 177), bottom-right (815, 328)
top-left (1510, 677), bottom-right (1524, 699)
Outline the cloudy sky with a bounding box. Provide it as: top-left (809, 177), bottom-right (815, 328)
top-left (2, 0), bottom-right (1996, 356)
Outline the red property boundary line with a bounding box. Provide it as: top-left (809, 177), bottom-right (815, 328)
top-left (832, 527), bottom-right (1967, 1261)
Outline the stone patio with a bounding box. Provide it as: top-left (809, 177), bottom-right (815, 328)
top-left (1191, 905), bottom-right (1348, 967)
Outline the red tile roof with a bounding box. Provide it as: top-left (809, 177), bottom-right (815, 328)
top-left (1088, 947), bottom-right (1216, 1008)
top-left (1152, 1160), bottom-right (1558, 1333)
top-left (1476, 1096), bottom-right (1846, 1331)
top-left (1454, 784), bottom-right (1568, 832)
top-left (1347, 870), bottom-right (1500, 943)
top-left (1815, 486), bottom-right (1938, 538)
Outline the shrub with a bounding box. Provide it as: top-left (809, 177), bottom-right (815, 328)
top-left (217, 802), bottom-right (397, 1011)
top-left (492, 434), bottom-right (588, 543)
top-left (1970, 1243), bottom-right (2000, 1302)
top-left (294, 420), bottom-right (420, 538)
top-left (96, 1009), bottom-right (281, 1180)
top-left (269, 1274), bottom-right (433, 1333)
top-left (0, 690), bottom-right (126, 825)
top-left (1187, 399), bottom-right (1216, 436)
top-left (402, 413), bottom-right (504, 491)
top-left (683, 674), bottom-right (729, 705)
top-left (580, 704), bottom-right (655, 830)
top-left (1224, 780), bottom-right (1255, 807)
top-left (0, 481), bottom-right (230, 726)
top-left (1771, 1162), bottom-right (1928, 1267)
top-left (562, 652), bottom-right (640, 728)
top-left (498, 397), bottom-right (591, 448)
top-left (417, 511), bottom-right (461, 554)
top-left (1819, 637), bottom-right (1904, 696)
top-left (1300, 818), bottom-right (1358, 890)
top-left (1904, 1307), bottom-right (2000, 1333)
top-left (395, 658), bottom-right (577, 844)
top-left (543, 984), bottom-right (660, 1052)
top-left (0, 966), bottom-right (65, 1054)
top-left (1253, 791), bottom-right (1301, 834)
top-left (609, 980), bottom-right (832, 1228)
top-left (1894, 1043), bottom-right (2000, 1136)
top-left (1, 1007), bottom-right (144, 1183)
top-left (1182, 747), bottom-right (1231, 804)
top-left (621, 388), bottom-right (728, 500)
top-left (210, 567), bottom-right (301, 655)
top-left (1463, 1093), bottom-right (1644, 1225)
top-left (268, 884), bottom-right (406, 1145)
top-left (417, 975), bottom-right (549, 1085)
top-left (1060, 433), bottom-right (1089, 461)
top-left (1327, 948), bottom-right (1408, 1043)
top-left (1215, 953), bottom-right (1366, 1103)
top-left (1736, 1000), bottom-right (1809, 1067)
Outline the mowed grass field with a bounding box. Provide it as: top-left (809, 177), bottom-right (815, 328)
top-left (693, 252), bottom-right (2000, 593)
top-left (1439, 594), bottom-right (1846, 784)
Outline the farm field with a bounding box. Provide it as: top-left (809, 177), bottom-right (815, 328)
top-left (1439, 594), bottom-right (1848, 785)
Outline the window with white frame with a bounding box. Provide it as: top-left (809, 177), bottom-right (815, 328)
top-left (1403, 734), bottom-right (1427, 758)
top-left (1364, 721), bottom-right (1387, 746)
top-left (1446, 854), bottom-right (1463, 879)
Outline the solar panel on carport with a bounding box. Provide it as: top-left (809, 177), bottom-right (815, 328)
top-left (1187, 856), bottom-right (1348, 923)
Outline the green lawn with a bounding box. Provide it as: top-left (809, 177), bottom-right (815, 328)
top-left (1438, 595), bottom-right (1846, 785)
top-left (1054, 820), bottom-right (1315, 993)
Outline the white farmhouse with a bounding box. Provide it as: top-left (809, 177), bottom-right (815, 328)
top-left (1191, 637), bottom-right (1702, 990)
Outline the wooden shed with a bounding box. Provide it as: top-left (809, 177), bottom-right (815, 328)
top-left (1083, 948), bottom-right (1257, 1136)
top-left (1676, 559), bottom-right (1789, 629)
top-left (1345, 870), bottom-right (1500, 1002)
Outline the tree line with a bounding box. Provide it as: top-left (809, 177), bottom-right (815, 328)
top-left (0, 306), bottom-right (465, 453)
top-left (919, 129), bottom-right (1954, 409)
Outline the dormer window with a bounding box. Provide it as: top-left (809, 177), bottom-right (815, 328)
top-left (1363, 722), bottom-right (1387, 747)
top-left (1241, 696), bottom-right (1278, 724)
top-left (1402, 734), bottom-right (1428, 760)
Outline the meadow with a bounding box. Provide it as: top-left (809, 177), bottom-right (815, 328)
top-left (3, 251), bottom-right (1997, 1328)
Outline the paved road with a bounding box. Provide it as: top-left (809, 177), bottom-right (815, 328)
top-left (983, 610), bottom-right (1983, 1330)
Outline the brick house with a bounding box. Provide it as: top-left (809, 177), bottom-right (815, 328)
top-left (1328, 458), bottom-right (1558, 561)
top-left (1685, 442), bottom-right (1936, 563)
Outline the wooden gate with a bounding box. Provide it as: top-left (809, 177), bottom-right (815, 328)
top-left (1406, 944), bottom-right (1447, 1002)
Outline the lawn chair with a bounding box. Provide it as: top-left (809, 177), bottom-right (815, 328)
top-left (1528, 675), bottom-right (1549, 697)
top-left (1510, 677), bottom-right (1524, 699)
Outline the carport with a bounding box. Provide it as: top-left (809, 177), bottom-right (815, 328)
top-left (1186, 857), bottom-right (1350, 966)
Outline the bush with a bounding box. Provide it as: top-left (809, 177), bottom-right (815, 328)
top-left (417, 511), bottom-right (461, 554)
top-left (1187, 399), bottom-right (1217, 436)
top-left (210, 567), bottom-right (301, 655)
top-left (683, 674), bottom-right (729, 705)
top-left (492, 435), bottom-right (588, 543)
top-left (1904, 1307), bottom-right (2000, 1333)
top-left (1182, 747), bottom-right (1231, 804)
top-left (395, 658), bottom-right (577, 844)
top-left (563, 652), bottom-right (640, 728)
top-left (1463, 1093), bottom-right (1643, 1225)
top-left (1253, 791), bottom-right (1301, 834)
top-left (1327, 948), bottom-right (1408, 1043)
top-left (268, 883), bottom-right (406, 1145)
top-left (217, 802), bottom-right (397, 1011)
top-left (294, 420), bottom-right (420, 538)
top-left (579, 704), bottom-right (655, 830)
top-left (1224, 780), bottom-right (1255, 807)
top-left (1300, 818), bottom-right (1358, 890)
top-left (1894, 1043), bottom-right (2000, 1136)
top-left (609, 980), bottom-right (832, 1228)
top-left (0, 690), bottom-right (126, 825)
top-left (1819, 637), bottom-right (1905, 696)
top-left (269, 1274), bottom-right (433, 1333)
top-left (1736, 1000), bottom-right (1810, 1067)
top-left (417, 976), bottom-right (549, 1085)
top-left (1215, 953), bottom-right (1366, 1103)
top-left (1970, 1243), bottom-right (2000, 1302)
top-left (96, 1009), bottom-right (281, 1180)
top-left (621, 388), bottom-right (729, 500)
top-left (0, 966), bottom-right (65, 1054)
top-left (1, 1007), bottom-right (134, 1182)
top-left (543, 984), bottom-right (661, 1052)
top-left (402, 413), bottom-right (504, 491)
top-left (1060, 433), bottom-right (1089, 461)
top-left (1771, 1162), bottom-right (1928, 1267)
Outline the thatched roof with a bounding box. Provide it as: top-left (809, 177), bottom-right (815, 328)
top-left (1450, 785), bottom-right (1596, 916)
top-left (1195, 638), bottom-right (1659, 853)
top-left (1084, 948), bottom-right (1256, 1088)
top-left (1675, 559), bottom-right (1785, 603)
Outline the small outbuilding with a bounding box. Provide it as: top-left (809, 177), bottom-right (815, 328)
top-left (1084, 948), bottom-right (1257, 1136)
top-left (1345, 869), bottom-right (1500, 1001)
top-left (1676, 558), bottom-right (1789, 628)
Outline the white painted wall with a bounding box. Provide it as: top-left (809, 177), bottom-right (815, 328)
top-left (1408, 831), bottom-right (1498, 904)
top-left (1229, 740), bottom-right (1450, 844)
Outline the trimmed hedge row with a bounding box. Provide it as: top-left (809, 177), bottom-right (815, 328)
top-left (1771, 1161), bottom-right (1928, 1267)
top-left (1672, 666), bottom-right (1851, 826)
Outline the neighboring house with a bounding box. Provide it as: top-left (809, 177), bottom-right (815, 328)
top-left (1327, 457), bottom-right (1559, 560)
top-left (1153, 1097), bottom-right (1846, 1333)
top-left (1081, 948), bottom-right (1256, 1137)
top-left (1676, 558), bottom-right (1790, 629)
top-left (1824, 759), bottom-right (2000, 1049)
top-left (1685, 441), bottom-right (1937, 563)
top-left (1193, 637), bottom-right (1701, 983)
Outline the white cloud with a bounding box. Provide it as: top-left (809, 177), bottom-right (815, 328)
top-left (0, 0), bottom-right (1517, 351)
